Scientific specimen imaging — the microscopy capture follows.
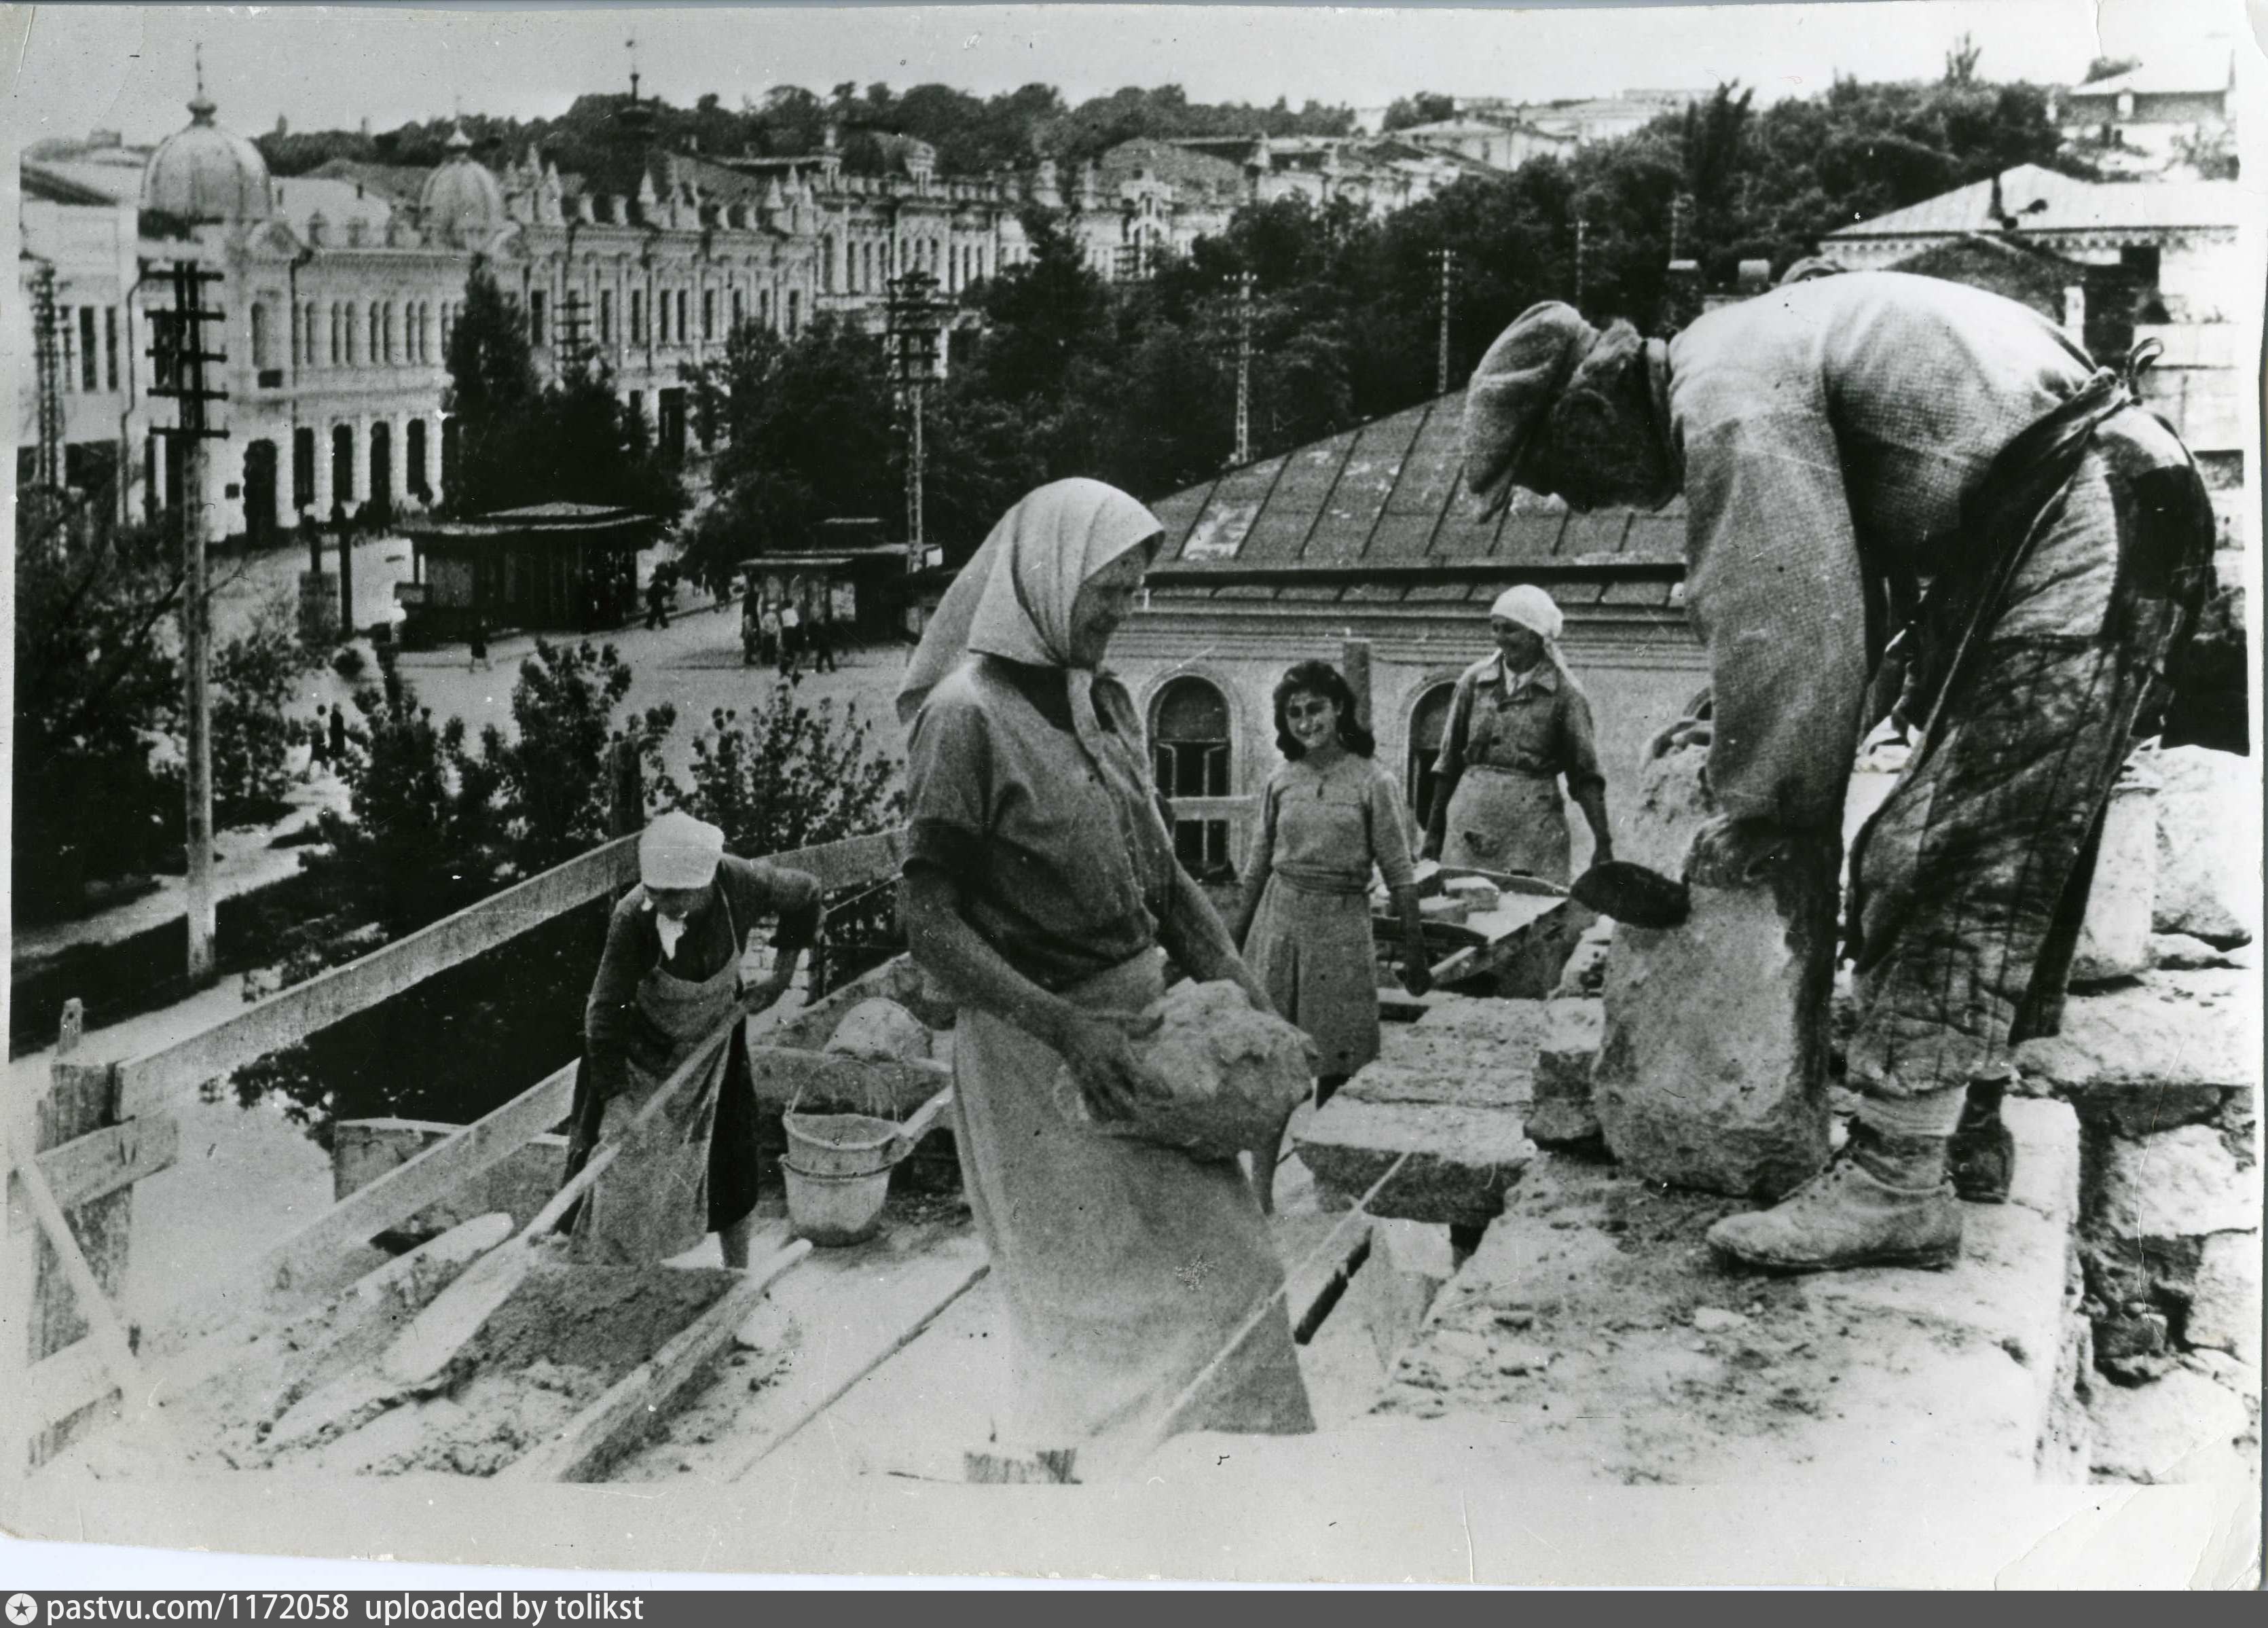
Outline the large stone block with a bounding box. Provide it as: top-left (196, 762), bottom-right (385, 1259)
top-left (2087, 1368), bottom-right (2252, 1485)
top-left (2092, 1123), bottom-right (2257, 1241)
top-left (2014, 972), bottom-right (2258, 1136)
top-left (1528, 998), bottom-right (1604, 1146)
top-left (2070, 778), bottom-right (2159, 983)
top-left (1590, 751), bottom-right (1837, 1197)
top-left (1364, 1098), bottom-right (2088, 1487)
top-left (1295, 1098), bottom-right (1535, 1227)
top-left (2185, 1230), bottom-right (2262, 1367)
top-left (2151, 746), bottom-right (2258, 947)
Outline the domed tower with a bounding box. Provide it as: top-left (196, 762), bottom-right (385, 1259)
top-left (141, 75), bottom-right (274, 223)
top-left (418, 124), bottom-right (506, 247)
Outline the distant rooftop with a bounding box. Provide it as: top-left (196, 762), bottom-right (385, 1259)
top-left (1825, 166), bottom-right (2245, 240)
top-left (2065, 48), bottom-right (2235, 99)
top-left (1146, 392), bottom-right (1686, 609)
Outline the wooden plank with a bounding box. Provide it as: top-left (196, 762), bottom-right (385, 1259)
top-left (791, 829), bottom-right (911, 891)
top-left (718, 1229), bottom-right (991, 1482)
top-left (507, 1240), bottom-right (813, 1483)
top-left (116, 835), bottom-right (640, 1116)
top-left (12, 1115), bottom-right (180, 1220)
top-left (116, 828), bottom-right (911, 1118)
top-left (21, 1060), bottom-right (132, 1467)
top-left (1275, 1212), bottom-right (1376, 1345)
top-left (11, 1142), bottom-right (147, 1425)
top-left (21, 1341), bottom-right (114, 1443)
top-left (255, 1062), bottom-right (578, 1296)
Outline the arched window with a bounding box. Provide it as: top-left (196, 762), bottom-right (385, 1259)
top-left (1407, 683), bottom-right (1458, 831)
top-left (1152, 676), bottom-right (1234, 880)
top-left (367, 302), bottom-right (381, 365)
top-left (331, 423), bottom-right (356, 505)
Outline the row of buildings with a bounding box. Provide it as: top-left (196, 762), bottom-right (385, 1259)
top-left (16, 77), bottom-right (1533, 544)
top-left (14, 54), bottom-right (2244, 562)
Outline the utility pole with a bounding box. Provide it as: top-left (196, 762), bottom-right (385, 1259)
top-left (148, 259), bottom-right (229, 985)
top-left (886, 270), bottom-right (944, 574)
top-left (1432, 247), bottom-right (1457, 395)
top-left (555, 285), bottom-right (591, 369)
top-left (31, 261), bottom-right (64, 492)
top-left (1231, 270), bottom-right (1256, 467)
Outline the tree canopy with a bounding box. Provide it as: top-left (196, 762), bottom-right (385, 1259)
top-left (441, 259), bottom-right (684, 518)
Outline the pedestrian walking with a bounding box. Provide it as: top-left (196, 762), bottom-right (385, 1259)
top-left (309, 704), bottom-right (333, 774)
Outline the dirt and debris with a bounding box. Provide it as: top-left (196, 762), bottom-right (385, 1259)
top-left (77, 1261), bottom-right (739, 1479)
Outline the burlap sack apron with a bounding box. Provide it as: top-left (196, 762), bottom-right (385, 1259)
top-left (570, 888), bottom-right (742, 1266)
top-left (1440, 763), bottom-right (1570, 883)
top-left (1440, 667), bottom-right (1576, 883)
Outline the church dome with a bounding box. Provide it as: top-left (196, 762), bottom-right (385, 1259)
top-left (418, 126), bottom-right (505, 246)
top-left (141, 88), bottom-right (273, 223)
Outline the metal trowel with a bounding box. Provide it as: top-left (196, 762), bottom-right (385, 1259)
top-left (1570, 860), bottom-right (1692, 929)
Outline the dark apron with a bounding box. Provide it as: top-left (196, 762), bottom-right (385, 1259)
top-left (568, 889), bottom-right (746, 1266)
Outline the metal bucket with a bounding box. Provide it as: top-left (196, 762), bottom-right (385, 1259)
top-left (781, 1110), bottom-right (911, 1246)
top-left (780, 1163), bottom-right (892, 1246)
top-left (782, 1110), bottom-right (903, 1178)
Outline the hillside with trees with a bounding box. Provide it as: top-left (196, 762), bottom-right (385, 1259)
top-left (680, 60), bottom-right (2085, 578)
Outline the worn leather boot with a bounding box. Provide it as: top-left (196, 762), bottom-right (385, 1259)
top-left (1947, 1081), bottom-right (2013, 1204)
top-left (1705, 1125), bottom-right (1962, 1272)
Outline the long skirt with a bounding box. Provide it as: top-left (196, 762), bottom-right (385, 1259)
top-left (1847, 425), bottom-right (2210, 1100)
top-left (1245, 875), bottom-right (1380, 1079)
top-left (1440, 764), bottom-right (1572, 883)
top-left (951, 948), bottom-right (1315, 1475)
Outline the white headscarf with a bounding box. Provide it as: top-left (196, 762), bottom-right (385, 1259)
top-left (1490, 583), bottom-right (1565, 643)
top-left (896, 477), bottom-right (1163, 727)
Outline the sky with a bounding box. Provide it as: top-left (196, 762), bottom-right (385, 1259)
top-left (3, 0), bottom-right (2251, 150)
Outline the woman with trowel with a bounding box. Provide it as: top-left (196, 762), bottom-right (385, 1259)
top-left (568, 810), bottom-right (822, 1268)
top-left (897, 478), bottom-right (1315, 1477)
top-left (1421, 585), bottom-right (1615, 884)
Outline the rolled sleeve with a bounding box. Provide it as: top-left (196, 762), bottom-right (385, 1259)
top-left (743, 858), bottom-right (824, 952)
top-left (1431, 672), bottom-right (1477, 782)
top-left (1558, 685), bottom-right (1607, 801)
top-left (902, 689), bottom-right (991, 882)
top-left (1367, 765), bottom-right (1418, 889)
top-left (583, 897), bottom-right (653, 1099)
top-left (1675, 367), bottom-right (1870, 828)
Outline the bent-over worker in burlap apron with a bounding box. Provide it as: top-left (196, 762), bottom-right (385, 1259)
top-left (568, 815), bottom-right (822, 1267)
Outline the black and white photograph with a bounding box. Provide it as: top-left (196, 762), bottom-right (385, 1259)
top-left (3, 0), bottom-right (2261, 1589)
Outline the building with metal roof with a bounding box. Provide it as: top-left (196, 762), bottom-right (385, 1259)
top-left (2054, 47), bottom-right (2236, 179)
top-left (1108, 391), bottom-right (1703, 879)
top-left (1821, 166), bottom-right (2245, 321)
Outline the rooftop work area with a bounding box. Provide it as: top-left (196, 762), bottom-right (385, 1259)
top-left (8, 716), bottom-right (2256, 1574)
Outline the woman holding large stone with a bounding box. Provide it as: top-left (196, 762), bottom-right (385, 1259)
top-left (896, 478), bottom-right (1314, 1475)
top-left (1421, 585), bottom-right (1614, 882)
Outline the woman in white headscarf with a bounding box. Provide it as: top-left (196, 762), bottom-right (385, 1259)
top-left (898, 478), bottom-right (1315, 1474)
top-left (1421, 583), bottom-right (1614, 883)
